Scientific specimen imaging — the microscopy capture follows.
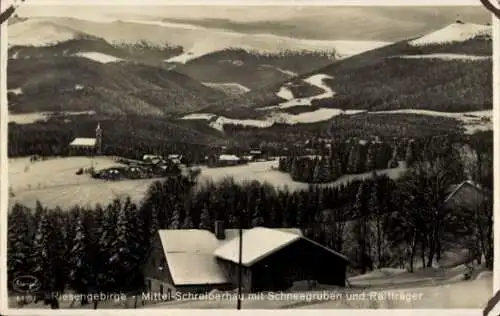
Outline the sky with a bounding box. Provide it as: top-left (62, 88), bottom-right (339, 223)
top-left (15, 5), bottom-right (491, 41)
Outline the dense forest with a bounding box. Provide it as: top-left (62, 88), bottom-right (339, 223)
top-left (7, 132), bottom-right (493, 308)
top-left (278, 140), bottom-right (395, 183)
top-left (7, 116), bottom-right (228, 163)
top-left (312, 58), bottom-right (492, 113)
top-left (277, 132), bottom-right (478, 183)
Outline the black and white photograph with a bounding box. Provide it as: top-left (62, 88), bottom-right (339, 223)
top-left (4, 3), bottom-right (495, 310)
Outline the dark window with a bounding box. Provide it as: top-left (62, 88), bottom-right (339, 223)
top-left (160, 285), bottom-right (164, 295)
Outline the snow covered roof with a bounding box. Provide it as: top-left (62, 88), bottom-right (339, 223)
top-left (165, 253), bottom-right (229, 285)
top-left (143, 154), bottom-right (162, 160)
top-left (69, 137), bottom-right (96, 147)
top-left (213, 227), bottom-right (343, 267)
top-left (219, 154), bottom-right (240, 161)
top-left (158, 229), bottom-right (229, 285)
top-left (444, 180), bottom-right (484, 204)
top-left (157, 227), bottom-right (304, 285)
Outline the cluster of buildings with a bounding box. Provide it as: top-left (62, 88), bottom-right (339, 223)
top-left (207, 150), bottom-right (266, 167)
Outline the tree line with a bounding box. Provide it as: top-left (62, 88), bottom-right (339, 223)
top-left (276, 134), bottom-right (472, 183)
top-left (278, 140), bottom-right (394, 183)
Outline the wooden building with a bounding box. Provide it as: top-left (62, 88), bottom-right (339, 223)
top-left (68, 123), bottom-right (103, 156)
top-left (213, 227), bottom-right (348, 292)
top-left (142, 222), bottom-right (348, 296)
top-left (443, 180), bottom-right (489, 211)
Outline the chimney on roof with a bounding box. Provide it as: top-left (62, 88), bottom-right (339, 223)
top-left (215, 220), bottom-right (225, 240)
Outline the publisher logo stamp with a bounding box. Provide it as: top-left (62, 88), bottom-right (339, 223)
top-left (12, 275), bottom-right (42, 294)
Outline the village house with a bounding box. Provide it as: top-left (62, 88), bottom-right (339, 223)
top-left (443, 180), bottom-right (489, 211)
top-left (207, 154), bottom-right (245, 167)
top-left (142, 222), bottom-right (349, 297)
top-left (68, 123), bottom-right (103, 156)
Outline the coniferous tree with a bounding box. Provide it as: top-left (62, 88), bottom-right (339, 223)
top-left (149, 205), bottom-right (160, 242)
top-left (367, 176), bottom-right (384, 268)
top-left (169, 204), bottom-right (182, 229)
top-left (387, 144), bottom-right (399, 168)
top-left (365, 144), bottom-right (376, 171)
top-left (352, 182), bottom-right (372, 273)
top-left (347, 144), bottom-right (361, 174)
top-left (8, 204), bottom-right (33, 287)
top-left (48, 209), bottom-right (69, 294)
top-left (68, 212), bottom-right (93, 305)
top-left (96, 203), bottom-right (118, 293)
top-left (183, 207), bottom-right (194, 229)
top-left (405, 140), bottom-right (416, 166)
top-left (199, 206), bottom-right (212, 230)
top-left (109, 199), bottom-right (141, 291)
top-left (31, 214), bottom-right (57, 297)
top-left (251, 193), bottom-right (265, 227)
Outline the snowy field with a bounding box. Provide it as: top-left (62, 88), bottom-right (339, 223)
top-left (9, 111), bottom-right (96, 124)
top-left (196, 159), bottom-right (407, 191)
top-left (8, 157), bottom-right (407, 210)
top-left (8, 156), bottom-right (159, 210)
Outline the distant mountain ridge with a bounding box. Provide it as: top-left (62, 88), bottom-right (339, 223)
top-left (8, 17), bottom-right (392, 90)
top-left (182, 22), bottom-right (492, 132)
top-left (7, 18), bottom-right (492, 140)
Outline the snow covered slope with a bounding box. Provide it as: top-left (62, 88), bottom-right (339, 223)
top-left (8, 17), bottom-right (391, 61)
top-left (409, 22), bottom-right (491, 47)
top-left (8, 19), bottom-right (88, 47)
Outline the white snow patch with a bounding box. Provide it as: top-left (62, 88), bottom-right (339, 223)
top-left (395, 54), bottom-right (491, 61)
top-left (73, 52), bottom-right (123, 63)
top-left (181, 113), bottom-right (217, 120)
top-left (9, 111), bottom-right (97, 125)
top-left (273, 108), bottom-right (364, 125)
top-left (370, 109), bottom-right (492, 134)
top-left (201, 82), bottom-right (250, 95)
top-left (8, 88), bottom-right (23, 95)
top-left (74, 84), bottom-right (84, 90)
top-left (206, 108), bottom-right (363, 131)
top-left (209, 116), bottom-right (274, 131)
top-left (409, 22), bottom-right (491, 47)
top-left (219, 154), bottom-right (241, 161)
top-left (276, 86), bottom-right (295, 100)
top-left (274, 67), bottom-right (298, 77)
top-left (262, 74), bottom-right (335, 110)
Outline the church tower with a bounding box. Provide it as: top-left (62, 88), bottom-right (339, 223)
top-left (95, 123), bottom-right (103, 155)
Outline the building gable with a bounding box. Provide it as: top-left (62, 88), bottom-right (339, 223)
top-left (444, 180), bottom-right (489, 211)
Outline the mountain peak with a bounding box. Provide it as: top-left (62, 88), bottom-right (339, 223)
top-left (408, 22), bottom-right (491, 47)
top-left (8, 18), bottom-right (90, 47)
